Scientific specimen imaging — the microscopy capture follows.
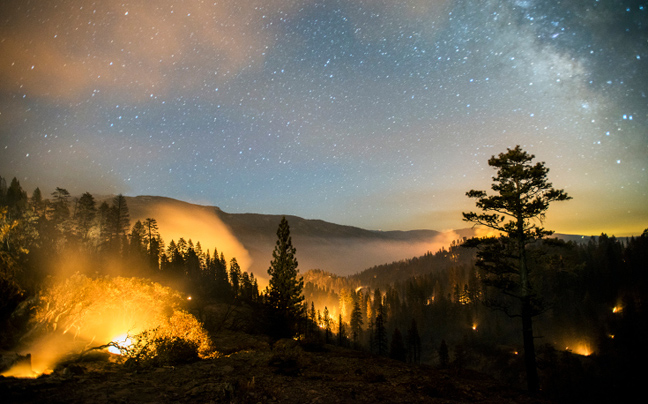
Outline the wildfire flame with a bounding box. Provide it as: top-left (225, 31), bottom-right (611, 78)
top-left (5, 274), bottom-right (213, 377)
top-left (107, 334), bottom-right (134, 355)
top-left (565, 342), bottom-right (592, 356)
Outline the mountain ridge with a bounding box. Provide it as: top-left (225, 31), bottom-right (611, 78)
top-left (123, 195), bottom-right (472, 279)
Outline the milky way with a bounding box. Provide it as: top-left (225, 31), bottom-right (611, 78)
top-left (1, 0), bottom-right (646, 235)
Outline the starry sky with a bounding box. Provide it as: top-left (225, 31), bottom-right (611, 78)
top-left (1, 0), bottom-right (646, 236)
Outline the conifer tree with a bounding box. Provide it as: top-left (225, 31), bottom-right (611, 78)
top-left (406, 318), bottom-right (422, 364)
top-left (373, 288), bottom-right (388, 356)
top-left (438, 339), bottom-right (449, 368)
top-left (74, 192), bottom-right (96, 241)
top-left (30, 188), bottom-right (46, 217)
top-left (229, 257), bottom-right (241, 298)
top-left (143, 218), bottom-right (161, 270)
top-left (266, 216), bottom-right (304, 335)
top-left (323, 306), bottom-right (332, 343)
top-left (50, 187), bottom-right (71, 225)
top-left (350, 297), bottom-right (364, 347)
top-left (389, 328), bottom-right (406, 362)
top-left (463, 145), bottom-right (570, 393)
top-left (5, 178), bottom-right (28, 219)
top-left (110, 194), bottom-right (130, 239)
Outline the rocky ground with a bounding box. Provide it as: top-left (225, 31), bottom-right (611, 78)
top-left (1, 333), bottom-right (550, 404)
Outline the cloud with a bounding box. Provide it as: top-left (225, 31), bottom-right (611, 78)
top-left (0, 0), bottom-right (462, 102)
top-left (0, 0), bottom-right (294, 101)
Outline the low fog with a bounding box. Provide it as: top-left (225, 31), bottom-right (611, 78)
top-left (126, 195), bottom-right (489, 284)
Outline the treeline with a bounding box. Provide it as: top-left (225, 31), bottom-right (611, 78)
top-left (302, 232), bottom-right (648, 397)
top-left (302, 242), bottom-right (485, 363)
top-left (0, 175), bottom-right (259, 346)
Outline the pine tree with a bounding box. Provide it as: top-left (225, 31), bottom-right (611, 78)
top-left (30, 188), bottom-right (46, 217)
top-left (129, 220), bottom-right (147, 259)
top-left (266, 216), bottom-right (304, 336)
top-left (373, 289), bottom-right (388, 356)
top-left (438, 339), bottom-right (449, 368)
top-left (143, 218), bottom-right (161, 270)
top-left (463, 145), bottom-right (570, 393)
top-left (337, 314), bottom-right (346, 346)
top-left (406, 319), bottom-right (421, 364)
top-left (5, 178), bottom-right (28, 219)
top-left (49, 187), bottom-right (70, 225)
top-left (74, 192), bottom-right (96, 241)
top-left (350, 296), bottom-right (364, 347)
top-left (111, 194), bottom-right (130, 238)
top-left (389, 328), bottom-right (406, 362)
top-left (229, 257), bottom-right (241, 298)
top-left (323, 306), bottom-right (332, 343)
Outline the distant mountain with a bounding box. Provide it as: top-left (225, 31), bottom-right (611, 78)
top-left (124, 195), bottom-right (477, 279)
top-left (123, 195), bottom-right (602, 281)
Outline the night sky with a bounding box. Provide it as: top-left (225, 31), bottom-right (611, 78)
top-left (1, 0), bottom-right (646, 236)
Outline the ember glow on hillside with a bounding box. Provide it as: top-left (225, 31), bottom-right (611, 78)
top-left (0, 0), bottom-right (645, 236)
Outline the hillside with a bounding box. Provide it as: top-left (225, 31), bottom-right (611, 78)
top-left (124, 195), bottom-right (477, 279)
top-left (1, 301), bottom-right (550, 404)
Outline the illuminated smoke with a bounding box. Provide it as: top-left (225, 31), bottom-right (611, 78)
top-left (130, 197), bottom-right (252, 273)
top-left (2, 274), bottom-right (211, 377)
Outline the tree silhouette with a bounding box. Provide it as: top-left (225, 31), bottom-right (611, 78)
top-left (74, 192), bottom-right (96, 242)
top-left (389, 328), bottom-right (406, 362)
top-left (438, 339), bottom-right (449, 368)
top-left (406, 319), bottom-right (421, 364)
top-left (350, 296), bottom-right (363, 347)
top-left (143, 218), bottom-right (161, 270)
top-left (229, 258), bottom-right (241, 298)
top-left (373, 289), bottom-right (388, 356)
top-left (266, 216), bottom-right (304, 336)
top-left (463, 145), bottom-right (570, 393)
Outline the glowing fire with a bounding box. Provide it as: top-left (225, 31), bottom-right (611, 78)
top-left (472, 323), bottom-right (478, 331)
top-left (107, 334), bottom-right (134, 355)
top-left (612, 306), bottom-right (622, 313)
top-left (565, 343), bottom-right (592, 356)
top-left (5, 274), bottom-right (213, 377)
top-left (0, 355), bottom-right (39, 378)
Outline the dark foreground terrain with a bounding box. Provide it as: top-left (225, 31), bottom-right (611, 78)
top-left (1, 334), bottom-right (548, 404)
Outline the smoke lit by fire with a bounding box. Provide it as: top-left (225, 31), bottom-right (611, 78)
top-left (2, 274), bottom-right (211, 377)
top-left (133, 200), bottom-right (254, 276)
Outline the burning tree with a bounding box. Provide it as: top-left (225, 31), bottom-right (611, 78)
top-left (462, 145), bottom-right (570, 393)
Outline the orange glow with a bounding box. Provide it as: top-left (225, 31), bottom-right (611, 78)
top-left (612, 306), bottom-right (622, 313)
top-left (107, 334), bottom-right (134, 355)
top-left (472, 323), bottom-right (478, 331)
top-left (132, 199), bottom-right (253, 276)
top-left (565, 342), bottom-right (592, 356)
top-left (0, 357), bottom-right (39, 378)
top-left (6, 274), bottom-right (212, 376)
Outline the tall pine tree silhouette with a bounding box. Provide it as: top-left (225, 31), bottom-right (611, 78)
top-left (463, 145), bottom-right (570, 393)
top-left (266, 216), bottom-right (304, 337)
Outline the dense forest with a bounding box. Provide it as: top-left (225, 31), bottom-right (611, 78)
top-left (0, 175), bottom-right (261, 346)
top-left (302, 232), bottom-right (648, 400)
top-left (2, 173), bottom-right (647, 401)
